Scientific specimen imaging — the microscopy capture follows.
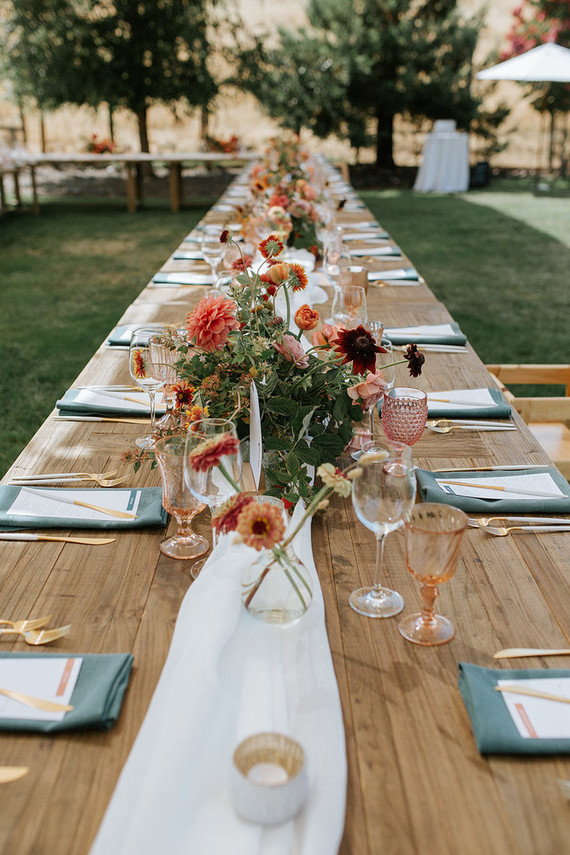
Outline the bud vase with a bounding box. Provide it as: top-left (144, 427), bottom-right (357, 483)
top-left (242, 544), bottom-right (313, 625)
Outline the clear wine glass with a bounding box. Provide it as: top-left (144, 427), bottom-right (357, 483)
top-left (381, 387), bottom-right (428, 465)
top-left (351, 336), bottom-right (395, 460)
top-left (183, 418), bottom-right (242, 576)
top-left (398, 503), bottom-right (467, 645)
top-left (149, 333), bottom-right (183, 432)
top-left (201, 234), bottom-right (224, 281)
top-left (129, 327), bottom-right (167, 449)
top-left (350, 442), bottom-right (416, 618)
top-left (331, 285), bottom-right (367, 328)
top-left (153, 435), bottom-right (209, 560)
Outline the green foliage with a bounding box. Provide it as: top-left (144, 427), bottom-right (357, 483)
top-left (2, 0), bottom-right (218, 149)
top-left (232, 0), bottom-right (485, 167)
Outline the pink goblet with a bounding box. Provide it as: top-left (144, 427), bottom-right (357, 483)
top-left (381, 387), bottom-right (427, 466)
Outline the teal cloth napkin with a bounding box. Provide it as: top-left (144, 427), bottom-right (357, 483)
top-left (368, 266), bottom-right (419, 282)
top-left (383, 321), bottom-right (466, 345)
top-left (415, 466), bottom-right (570, 514)
top-left (57, 388), bottom-right (165, 418)
top-left (0, 486), bottom-right (167, 530)
top-left (427, 387), bottom-right (511, 419)
top-left (0, 652), bottom-right (133, 732)
top-left (106, 325), bottom-right (134, 346)
top-left (459, 662), bottom-right (570, 755)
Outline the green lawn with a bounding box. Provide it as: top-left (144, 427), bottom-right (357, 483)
top-left (1, 183), bottom-right (569, 477)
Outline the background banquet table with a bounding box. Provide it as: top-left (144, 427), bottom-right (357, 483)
top-left (0, 168), bottom-right (569, 855)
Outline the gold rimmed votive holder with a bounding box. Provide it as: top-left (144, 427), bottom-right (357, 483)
top-left (229, 732), bottom-right (308, 825)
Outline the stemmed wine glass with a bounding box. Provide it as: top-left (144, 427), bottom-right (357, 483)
top-left (381, 387), bottom-right (428, 464)
top-left (153, 435), bottom-right (209, 560)
top-left (350, 442), bottom-right (416, 618)
top-left (331, 285), bottom-right (367, 328)
top-left (201, 233), bottom-right (224, 282)
top-left (398, 503), bottom-right (467, 645)
top-left (183, 418), bottom-right (242, 575)
top-left (149, 332), bottom-right (183, 432)
top-left (129, 327), bottom-right (167, 449)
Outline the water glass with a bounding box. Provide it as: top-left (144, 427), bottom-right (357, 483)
top-left (331, 285), bottom-right (367, 327)
top-left (129, 327), bottom-right (167, 449)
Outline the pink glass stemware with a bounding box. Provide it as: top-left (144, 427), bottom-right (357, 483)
top-left (382, 387), bottom-right (428, 447)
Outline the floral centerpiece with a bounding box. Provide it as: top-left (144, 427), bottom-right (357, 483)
top-left (157, 230), bottom-right (424, 507)
top-left (86, 133), bottom-right (116, 154)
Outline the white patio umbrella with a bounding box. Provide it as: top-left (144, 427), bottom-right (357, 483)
top-left (477, 42), bottom-right (570, 83)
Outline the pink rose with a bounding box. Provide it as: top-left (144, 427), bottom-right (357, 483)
top-left (273, 334), bottom-right (309, 369)
top-left (347, 372), bottom-right (390, 410)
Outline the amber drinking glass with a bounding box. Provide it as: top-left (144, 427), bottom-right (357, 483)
top-left (153, 435), bottom-right (208, 561)
top-left (398, 503), bottom-right (467, 646)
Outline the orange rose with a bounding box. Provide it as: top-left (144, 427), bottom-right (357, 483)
top-left (294, 304), bottom-right (319, 331)
top-left (268, 262), bottom-right (291, 284)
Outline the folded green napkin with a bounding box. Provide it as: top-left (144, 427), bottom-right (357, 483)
top-left (383, 321), bottom-right (466, 345)
top-left (368, 267), bottom-right (419, 282)
top-left (57, 388), bottom-right (165, 418)
top-left (0, 486), bottom-right (168, 530)
top-left (427, 387), bottom-right (511, 419)
top-left (106, 325), bottom-right (136, 346)
top-left (0, 652), bottom-right (133, 732)
top-left (415, 466), bottom-right (570, 514)
top-left (459, 662), bottom-right (570, 755)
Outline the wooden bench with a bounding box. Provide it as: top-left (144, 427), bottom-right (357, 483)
top-left (486, 363), bottom-right (570, 478)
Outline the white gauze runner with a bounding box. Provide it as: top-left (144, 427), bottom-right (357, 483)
top-left (90, 502), bottom-right (347, 855)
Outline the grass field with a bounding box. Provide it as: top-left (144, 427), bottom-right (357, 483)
top-left (1, 183), bottom-right (569, 477)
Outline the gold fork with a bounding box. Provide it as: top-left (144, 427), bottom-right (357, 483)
top-left (0, 616), bottom-right (52, 632)
top-left (478, 525), bottom-right (570, 537)
top-left (0, 625), bottom-right (71, 645)
top-left (0, 686), bottom-right (73, 712)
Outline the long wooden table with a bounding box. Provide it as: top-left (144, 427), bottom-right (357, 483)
top-left (1, 170), bottom-right (569, 855)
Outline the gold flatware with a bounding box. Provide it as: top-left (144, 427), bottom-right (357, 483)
top-left (468, 515), bottom-right (568, 526)
top-left (494, 648), bottom-right (570, 659)
top-left (0, 767), bottom-right (29, 783)
top-left (434, 465), bottom-right (547, 473)
top-left (0, 625), bottom-right (71, 645)
top-left (495, 685), bottom-right (570, 705)
top-left (472, 524), bottom-right (570, 536)
top-left (438, 480), bottom-right (562, 499)
top-left (13, 469), bottom-right (118, 482)
top-left (0, 686), bottom-right (73, 713)
top-left (426, 420), bottom-right (511, 429)
top-left (19, 488), bottom-right (137, 520)
top-left (12, 476), bottom-right (128, 488)
top-left (428, 397), bottom-right (495, 406)
top-left (426, 424), bottom-right (516, 434)
top-left (0, 534), bottom-right (116, 545)
top-left (0, 616), bottom-right (52, 632)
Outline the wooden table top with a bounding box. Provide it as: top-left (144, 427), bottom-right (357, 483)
top-left (1, 176), bottom-right (569, 855)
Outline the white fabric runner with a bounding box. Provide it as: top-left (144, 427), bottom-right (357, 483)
top-left (90, 504), bottom-right (347, 855)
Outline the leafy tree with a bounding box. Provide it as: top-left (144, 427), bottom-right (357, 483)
top-left (2, 0), bottom-right (218, 152)
top-left (232, 0), bottom-right (483, 168)
top-left (500, 0), bottom-right (570, 170)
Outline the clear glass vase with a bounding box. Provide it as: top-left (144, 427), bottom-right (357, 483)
top-left (242, 544), bottom-right (313, 625)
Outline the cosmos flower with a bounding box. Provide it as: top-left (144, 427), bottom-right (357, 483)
top-left (403, 343), bottom-right (425, 377)
top-left (132, 349), bottom-right (147, 379)
top-left (236, 501), bottom-right (286, 551)
top-left (259, 234), bottom-right (285, 259)
top-left (211, 493), bottom-right (254, 535)
top-left (288, 263), bottom-right (308, 292)
top-left (332, 325), bottom-right (382, 375)
top-left (172, 381), bottom-right (195, 411)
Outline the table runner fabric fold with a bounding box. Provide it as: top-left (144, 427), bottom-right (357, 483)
top-left (459, 662), bottom-right (570, 754)
top-left (415, 467), bottom-right (570, 513)
top-left (0, 652), bottom-right (133, 732)
top-left (90, 505), bottom-right (347, 855)
top-left (0, 486), bottom-right (167, 530)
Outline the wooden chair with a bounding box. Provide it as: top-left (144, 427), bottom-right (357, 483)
top-left (485, 364), bottom-right (570, 478)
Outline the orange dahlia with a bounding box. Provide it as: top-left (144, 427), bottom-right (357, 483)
top-left (186, 294), bottom-right (240, 352)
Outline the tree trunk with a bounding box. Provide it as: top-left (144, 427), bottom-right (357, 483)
top-left (40, 111), bottom-right (47, 153)
top-left (137, 106), bottom-right (150, 153)
top-left (200, 107), bottom-right (209, 144)
top-left (375, 108), bottom-right (395, 169)
top-left (549, 111), bottom-right (555, 173)
top-left (108, 104), bottom-right (115, 144)
top-left (18, 102), bottom-right (27, 147)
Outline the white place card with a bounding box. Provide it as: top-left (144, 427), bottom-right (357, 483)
top-left (0, 657), bottom-right (81, 721)
top-left (498, 678), bottom-right (570, 739)
top-left (74, 389), bottom-right (166, 413)
top-left (427, 387), bottom-right (497, 412)
top-left (7, 488), bottom-right (142, 521)
top-left (437, 472), bottom-right (565, 501)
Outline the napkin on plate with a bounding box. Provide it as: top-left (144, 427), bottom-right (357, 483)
top-left (459, 663), bottom-right (570, 755)
top-left (0, 486), bottom-right (168, 530)
top-left (0, 652), bottom-right (133, 732)
top-left (425, 387), bottom-right (511, 419)
top-left (383, 322), bottom-right (466, 346)
top-left (57, 388), bottom-right (166, 418)
top-left (367, 266), bottom-right (420, 282)
top-left (415, 466), bottom-right (570, 514)
top-left (151, 272), bottom-right (213, 287)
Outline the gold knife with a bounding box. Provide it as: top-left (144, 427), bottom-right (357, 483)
top-left (495, 685), bottom-right (570, 705)
top-left (19, 488), bottom-right (137, 520)
top-left (0, 687), bottom-right (73, 712)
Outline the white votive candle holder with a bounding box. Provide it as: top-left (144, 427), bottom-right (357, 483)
top-left (229, 732), bottom-right (308, 825)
